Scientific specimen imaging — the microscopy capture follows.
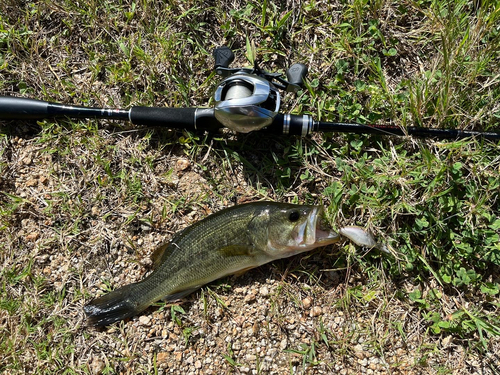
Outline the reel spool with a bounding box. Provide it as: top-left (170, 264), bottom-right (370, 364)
top-left (214, 73), bottom-right (280, 133)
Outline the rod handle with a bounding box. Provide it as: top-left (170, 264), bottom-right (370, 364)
top-left (0, 96), bottom-right (50, 120)
top-left (129, 107), bottom-right (222, 132)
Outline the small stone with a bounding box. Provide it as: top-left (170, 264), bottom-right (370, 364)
top-left (26, 178), bottom-right (38, 187)
top-left (37, 254), bottom-right (49, 263)
top-left (194, 360), bottom-right (202, 369)
top-left (279, 338), bottom-right (287, 350)
top-left (176, 158), bottom-right (190, 171)
top-left (353, 344), bottom-right (365, 359)
top-left (244, 293), bottom-right (256, 303)
top-left (302, 297), bottom-right (312, 309)
top-left (310, 306), bottom-right (322, 317)
top-left (252, 322), bottom-right (260, 335)
top-left (245, 354), bottom-right (257, 361)
top-left (26, 232), bottom-right (40, 242)
top-left (267, 348), bottom-right (277, 357)
top-left (259, 286), bottom-right (269, 297)
top-left (139, 315), bottom-right (151, 326)
top-left (157, 352), bottom-right (169, 364)
top-left (91, 206), bottom-right (99, 216)
top-left (89, 357), bottom-right (105, 375)
top-left (441, 335), bottom-right (453, 348)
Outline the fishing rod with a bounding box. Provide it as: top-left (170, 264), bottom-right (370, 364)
top-left (1, 46), bottom-right (499, 140)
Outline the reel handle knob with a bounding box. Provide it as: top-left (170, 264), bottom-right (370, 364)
top-left (213, 46), bottom-right (235, 70)
top-left (286, 63), bottom-right (308, 92)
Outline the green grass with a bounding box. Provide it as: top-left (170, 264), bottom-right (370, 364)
top-left (1, 0), bottom-right (499, 373)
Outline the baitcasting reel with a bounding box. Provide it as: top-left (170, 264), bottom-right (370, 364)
top-left (212, 46), bottom-right (308, 133)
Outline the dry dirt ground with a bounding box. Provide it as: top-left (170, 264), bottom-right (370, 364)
top-left (2, 131), bottom-right (499, 374)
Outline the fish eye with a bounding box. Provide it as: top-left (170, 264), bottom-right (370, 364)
top-left (288, 210), bottom-right (300, 222)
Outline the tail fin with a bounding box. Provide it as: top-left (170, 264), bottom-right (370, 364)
top-left (84, 283), bottom-right (147, 326)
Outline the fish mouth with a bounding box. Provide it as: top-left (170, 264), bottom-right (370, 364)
top-left (295, 207), bottom-right (339, 248)
top-left (313, 207), bottom-right (340, 245)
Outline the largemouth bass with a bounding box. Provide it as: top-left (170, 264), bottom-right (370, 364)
top-left (84, 201), bottom-right (381, 326)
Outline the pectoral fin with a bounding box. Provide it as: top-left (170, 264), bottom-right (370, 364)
top-left (151, 242), bottom-right (176, 269)
top-left (218, 244), bottom-right (256, 257)
top-left (232, 266), bottom-right (257, 277)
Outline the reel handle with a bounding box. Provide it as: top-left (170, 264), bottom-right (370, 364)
top-left (286, 63), bottom-right (308, 92)
top-left (213, 46), bottom-right (235, 71)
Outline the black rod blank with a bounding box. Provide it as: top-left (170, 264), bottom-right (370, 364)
top-left (314, 121), bottom-right (500, 140)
